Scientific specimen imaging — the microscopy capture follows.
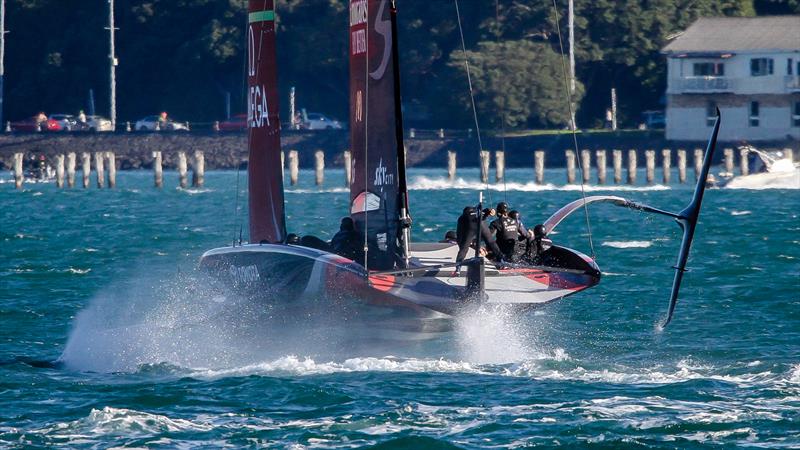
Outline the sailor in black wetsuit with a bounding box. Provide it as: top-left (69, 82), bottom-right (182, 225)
top-left (489, 202), bottom-right (528, 261)
top-left (330, 217), bottom-right (362, 261)
top-left (509, 210), bottom-right (533, 262)
top-left (526, 224), bottom-right (553, 264)
top-left (455, 206), bottom-right (503, 263)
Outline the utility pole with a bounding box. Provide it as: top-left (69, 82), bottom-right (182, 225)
top-left (568, 0), bottom-right (576, 129)
top-left (0, 0), bottom-right (6, 128)
top-left (106, 0), bottom-right (117, 131)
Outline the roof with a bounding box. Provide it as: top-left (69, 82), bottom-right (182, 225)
top-left (662, 16), bottom-right (800, 54)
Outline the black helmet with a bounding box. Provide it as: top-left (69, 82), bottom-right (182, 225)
top-left (533, 224), bottom-right (546, 238)
top-left (509, 210), bottom-right (520, 220)
top-left (496, 202), bottom-right (509, 215)
top-left (286, 233), bottom-right (301, 244)
top-left (340, 217), bottom-right (355, 231)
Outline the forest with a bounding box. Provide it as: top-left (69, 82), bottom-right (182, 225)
top-left (4, 0), bottom-right (798, 129)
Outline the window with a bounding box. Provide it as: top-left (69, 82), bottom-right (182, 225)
top-left (789, 58), bottom-right (794, 75)
top-left (749, 101), bottom-right (760, 127)
top-left (793, 101), bottom-right (800, 127)
top-left (706, 102), bottom-right (717, 127)
top-left (750, 58), bottom-right (774, 76)
top-left (693, 62), bottom-right (724, 76)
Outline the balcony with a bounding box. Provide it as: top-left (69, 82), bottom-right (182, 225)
top-left (669, 76), bottom-right (800, 94)
top-left (670, 76), bottom-right (732, 93)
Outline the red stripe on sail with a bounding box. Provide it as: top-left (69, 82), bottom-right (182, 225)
top-left (248, 0), bottom-right (286, 244)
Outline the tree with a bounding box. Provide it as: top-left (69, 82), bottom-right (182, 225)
top-left (446, 40), bottom-right (584, 129)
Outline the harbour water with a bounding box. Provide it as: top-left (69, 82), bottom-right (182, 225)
top-left (1, 169), bottom-right (798, 448)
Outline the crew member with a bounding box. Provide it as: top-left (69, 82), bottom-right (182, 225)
top-left (330, 217), bottom-right (362, 261)
top-left (440, 230), bottom-right (458, 244)
top-left (509, 210), bottom-right (532, 261)
top-left (456, 206), bottom-right (503, 263)
top-left (489, 202), bottom-right (527, 261)
top-left (526, 224), bottom-right (553, 263)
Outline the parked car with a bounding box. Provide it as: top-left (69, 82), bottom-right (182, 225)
top-left (135, 115), bottom-right (188, 131)
top-left (219, 113), bottom-right (247, 131)
top-left (641, 110), bottom-right (666, 129)
top-left (49, 114), bottom-right (79, 131)
top-left (86, 115), bottom-right (113, 132)
top-left (302, 113), bottom-right (343, 130)
top-left (10, 116), bottom-right (61, 132)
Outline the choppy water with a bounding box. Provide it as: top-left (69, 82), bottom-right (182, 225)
top-left (1, 168), bottom-right (799, 448)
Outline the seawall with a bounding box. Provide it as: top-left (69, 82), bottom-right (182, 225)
top-left (0, 130), bottom-right (795, 170)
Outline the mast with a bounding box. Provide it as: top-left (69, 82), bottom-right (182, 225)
top-left (247, 0), bottom-right (286, 244)
top-left (107, 0), bottom-right (117, 130)
top-left (1, 0), bottom-right (6, 128)
top-left (349, 0), bottom-right (403, 270)
top-left (568, 0), bottom-right (576, 129)
top-left (389, 0), bottom-right (410, 266)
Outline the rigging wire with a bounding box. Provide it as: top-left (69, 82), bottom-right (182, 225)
top-left (550, 0), bottom-right (596, 259)
top-left (232, 5), bottom-right (250, 248)
top-left (495, 0), bottom-right (508, 201)
top-left (362, 0), bottom-right (370, 275)
top-left (454, 0), bottom-right (492, 207)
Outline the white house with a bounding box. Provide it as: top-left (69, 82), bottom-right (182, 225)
top-left (662, 16), bottom-right (800, 141)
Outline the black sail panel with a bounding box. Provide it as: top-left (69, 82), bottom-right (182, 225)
top-left (349, 0), bottom-right (401, 270)
top-left (247, 0), bottom-right (286, 244)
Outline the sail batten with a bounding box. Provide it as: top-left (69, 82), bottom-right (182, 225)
top-left (248, 0), bottom-right (286, 244)
top-left (349, 0), bottom-right (404, 270)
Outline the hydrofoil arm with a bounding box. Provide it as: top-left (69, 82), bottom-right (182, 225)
top-left (542, 110), bottom-right (721, 327)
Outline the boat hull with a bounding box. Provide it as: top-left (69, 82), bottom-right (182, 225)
top-left (198, 243), bottom-right (600, 340)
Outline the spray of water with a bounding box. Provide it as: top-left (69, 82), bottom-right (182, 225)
top-left (59, 267), bottom-right (558, 374)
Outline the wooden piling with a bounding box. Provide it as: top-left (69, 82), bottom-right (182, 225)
top-left (645, 150), bottom-right (655, 185)
top-left (480, 150), bottom-right (490, 184)
top-left (13, 153), bottom-right (23, 189)
top-left (447, 150), bottom-right (457, 181)
top-left (613, 149), bottom-right (622, 184)
top-left (580, 149), bottom-right (591, 184)
top-left (56, 154), bottom-right (65, 188)
top-left (662, 149), bottom-right (671, 184)
top-left (153, 151), bottom-right (163, 188)
top-left (66, 152), bottom-right (76, 188)
top-left (677, 149), bottom-right (687, 184)
top-left (192, 150), bottom-right (205, 188)
top-left (595, 150), bottom-right (607, 185)
top-left (694, 148), bottom-right (704, 181)
top-left (315, 150), bottom-right (325, 186)
top-left (81, 152), bottom-right (91, 188)
top-left (106, 152), bottom-right (116, 188)
top-left (627, 149), bottom-right (637, 185)
top-left (177, 151), bottom-right (188, 189)
top-left (739, 147), bottom-right (749, 176)
top-left (94, 152), bottom-right (105, 188)
top-left (495, 150), bottom-right (505, 183)
top-left (534, 150), bottom-right (545, 185)
top-left (723, 148), bottom-right (734, 175)
top-left (566, 150), bottom-right (576, 184)
top-left (289, 150), bottom-right (299, 186)
top-left (343, 150), bottom-right (352, 187)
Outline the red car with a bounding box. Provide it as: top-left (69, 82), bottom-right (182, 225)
top-left (11, 116), bottom-right (62, 132)
top-left (218, 114), bottom-right (247, 131)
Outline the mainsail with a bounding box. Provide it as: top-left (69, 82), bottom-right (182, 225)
top-left (247, 0), bottom-right (286, 244)
top-left (349, 0), bottom-right (408, 270)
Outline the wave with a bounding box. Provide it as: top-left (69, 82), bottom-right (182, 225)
top-left (406, 176), bottom-right (671, 192)
top-left (601, 240), bottom-right (652, 249)
top-left (33, 407), bottom-right (213, 440)
top-left (723, 169), bottom-right (800, 190)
